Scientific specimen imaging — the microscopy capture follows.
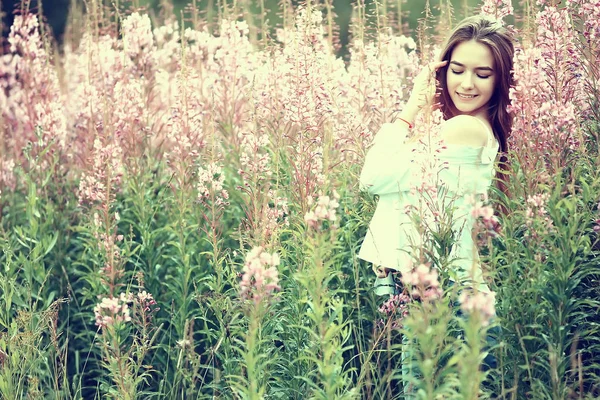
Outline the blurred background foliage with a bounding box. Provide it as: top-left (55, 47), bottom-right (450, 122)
top-left (1, 0), bottom-right (516, 53)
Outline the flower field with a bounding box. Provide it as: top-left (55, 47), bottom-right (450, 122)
top-left (1, 0), bottom-right (599, 398)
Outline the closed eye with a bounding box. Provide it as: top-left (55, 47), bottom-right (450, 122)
top-left (451, 69), bottom-right (491, 79)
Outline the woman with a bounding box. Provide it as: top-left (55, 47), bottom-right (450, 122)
top-left (359, 15), bottom-right (514, 297)
top-left (360, 15), bottom-right (515, 394)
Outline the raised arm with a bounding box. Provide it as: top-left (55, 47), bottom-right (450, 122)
top-left (361, 60), bottom-right (450, 196)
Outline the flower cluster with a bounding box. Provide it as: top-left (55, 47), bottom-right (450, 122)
top-left (152, 19), bottom-right (180, 68)
top-left (2, 9), bottom-right (425, 205)
top-left (136, 291), bottom-right (158, 312)
top-left (525, 193), bottom-right (553, 232)
top-left (78, 136), bottom-right (124, 206)
top-left (262, 191), bottom-right (290, 240)
top-left (409, 109), bottom-right (446, 201)
top-left (5, 14), bottom-right (67, 159)
top-left (209, 19), bottom-right (258, 127)
top-left (304, 191), bottom-right (340, 229)
top-left (112, 79), bottom-right (149, 158)
top-left (508, 3), bottom-right (585, 186)
top-left (60, 34), bottom-right (124, 164)
top-left (401, 264), bottom-right (443, 301)
top-left (458, 290), bottom-right (496, 327)
top-left (0, 55), bottom-right (17, 116)
top-left (471, 196), bottom-right (501, 237)
top-left (347, 32), bottom-right (418, 120)
top-left (121, 12), bottom-right (157, 76)
top-left (134, 291), bottom-right (159, 325)
top-left (236, 124), bottom-right (289, 243)
top-left (568, 0), bottom-right (600, 42)
top-left (0, 159), bottom-right (16, 192)
top-left (238, 131), bottom-right (272, 184)
top-left (239, 247), bottom-right (281, 304)
top-left (164, 75), bottom-right (207, 169)
top-left (480, 0), bottom-right (514, 22)
top-left (261, 8), bottom-right (339, 201)
top-left (378, 292), bottom-right (411, 329)
top-left (94, 293), bottom-right (132, 329)
top-left (536, 5), bottom-right (585, 112)
top-left (197, 161), bottom-right (229, 207)
top-left (94, 290), bottom-right (159, 329)
top-left (122, 13), bottom-right (154, 61)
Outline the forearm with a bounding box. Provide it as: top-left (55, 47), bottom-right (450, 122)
top-left (397, 101), bottom-right (420, 127)
top-left (396, 60), bottom-right (446, 129)
top-left (397, 102), bottom-right (425, 143)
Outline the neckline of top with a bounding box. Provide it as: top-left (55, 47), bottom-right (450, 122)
top-left (443, 142), bottom-right (499, 150)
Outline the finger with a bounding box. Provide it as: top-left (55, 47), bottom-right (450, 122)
top-left (428, 60), bottom-right (448, 71)
top-left (430, 60), bottom-right (448, 67)
top-left (420, 63), bottom-right (445, 80)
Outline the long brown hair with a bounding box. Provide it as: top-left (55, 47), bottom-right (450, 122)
top-left (436, 15), bottom-right (515, 154)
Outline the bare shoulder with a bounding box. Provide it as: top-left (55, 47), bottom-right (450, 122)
top-left (440, 115), bottom-right (490, 147)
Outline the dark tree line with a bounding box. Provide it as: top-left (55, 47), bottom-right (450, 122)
top-left (1, 0), bottom-right (69, 50)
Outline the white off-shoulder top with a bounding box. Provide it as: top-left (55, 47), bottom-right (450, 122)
top-left (358, 119), bottom-right (499, 293)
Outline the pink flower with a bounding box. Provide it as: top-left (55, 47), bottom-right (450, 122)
top-left (401, 264), bottom-right (443, 301)
top-left (121, 13), bottom-right (155, 72)
top-left (94, 294), bottom-right (132, 329)
top-left (471, 199), bottom-right (501, 235)
top-left (568, 0), bottom-right (600, 42)
top-left (164, 75), bottom-right (207, 169)
top-left (458, 291), bottom-right (496, 326)
top-left (239, 247), bottom-right (281, 304)
top-left (136, 291), bottom-right (159, 317)
top-left (78, 137), bottom-right (123, 206)
top-left (480, 0), bottom-right (514, 21)
top-left (238, 131), bottom-right (272, 184)
top-left (263, 191), bottom-right (290, 239)
top-left (0, 159), bottom-right (16, 191)
top-left (197, 162), bottom-right (229, 207)
top-left (508, 4), bottom-right (586, 186)
top-left (524, 193), bottom-right (553, 238)
top-left (379, 292), bottom-right (411, 329)
top-left (304, 190), bottom-right (340, 229)
top-left (5, 14), bottom-right (67, 157)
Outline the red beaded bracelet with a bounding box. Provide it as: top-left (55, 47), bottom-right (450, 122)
top-left (397, 117), bottom-right (413, 129)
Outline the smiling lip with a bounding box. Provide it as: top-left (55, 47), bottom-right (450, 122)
top-left (456, 92), bottom-right (478, 100)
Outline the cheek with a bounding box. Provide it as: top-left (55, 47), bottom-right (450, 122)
top-left (483, 79), bottom-right (496, 97)
top-left (446, 73), bottom-right (458, 89)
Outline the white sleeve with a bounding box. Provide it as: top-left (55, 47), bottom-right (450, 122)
top-left (359, 123), bottom-right (415, 196)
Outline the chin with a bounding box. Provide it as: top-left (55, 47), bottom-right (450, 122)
top-left (454, 105), bottom-right (477, 115)
top-left (451, 99), bottom-right (483, 115)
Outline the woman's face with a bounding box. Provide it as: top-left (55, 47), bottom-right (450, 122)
top-left (446, 40), bottom-right (496, 119)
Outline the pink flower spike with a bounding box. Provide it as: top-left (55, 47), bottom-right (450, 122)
top-left (239, 247), bottom-right (281, 304)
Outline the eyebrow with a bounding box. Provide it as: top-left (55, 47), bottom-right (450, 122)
top-left (450, 61), bottom-right (494, 72)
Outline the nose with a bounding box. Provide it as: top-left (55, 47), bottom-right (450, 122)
top-left (461, 73), bottom-right (475, 90)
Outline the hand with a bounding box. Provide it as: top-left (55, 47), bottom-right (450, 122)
top-left (372, 264), bottom-right (392, 278)
top-left (405, 60), bottom-right (448, 111)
